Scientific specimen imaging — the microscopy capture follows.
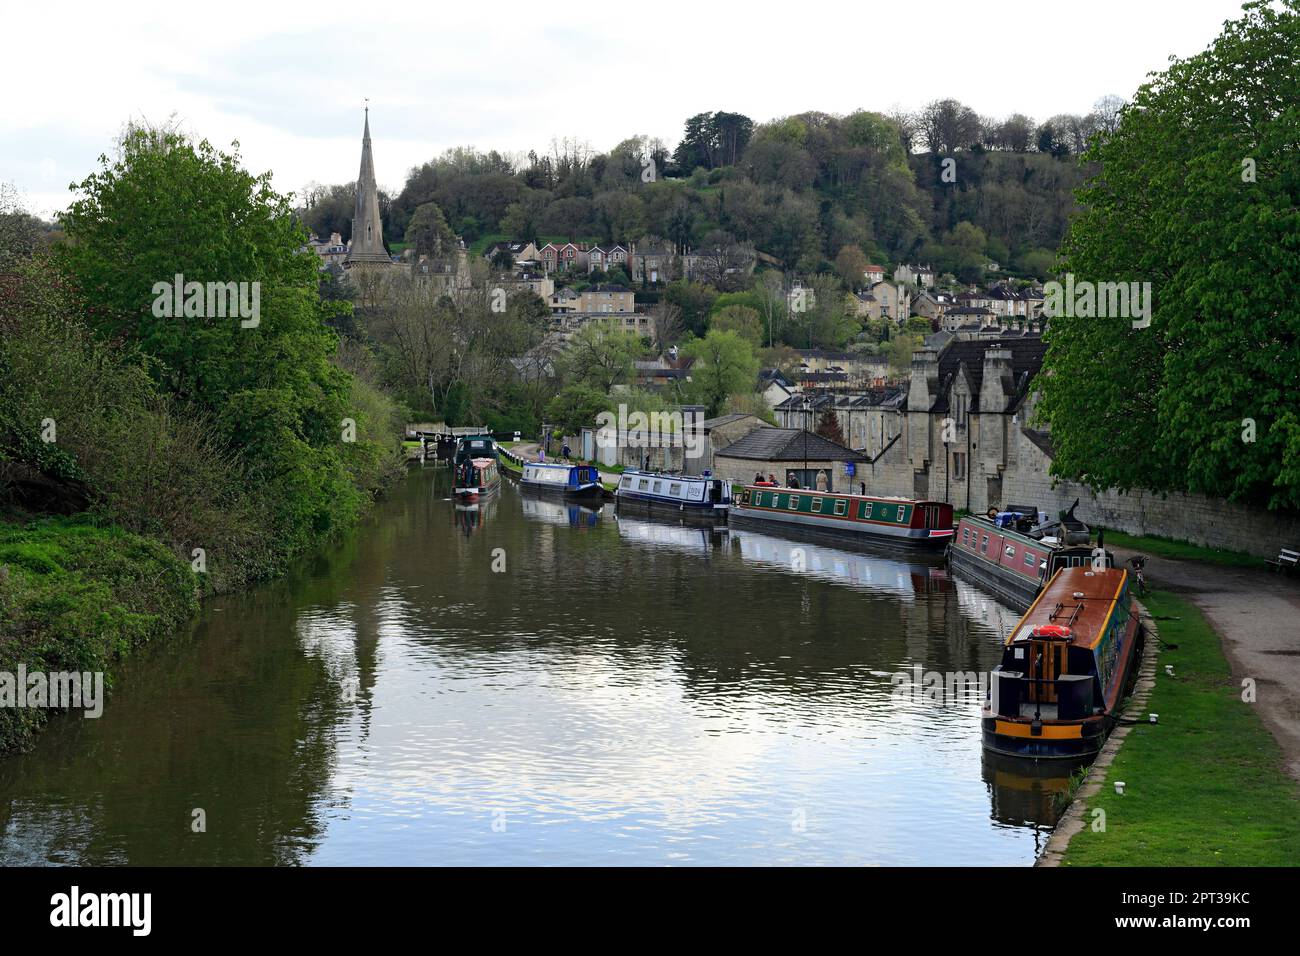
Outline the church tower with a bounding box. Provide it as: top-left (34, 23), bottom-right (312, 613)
top-left (345, 106), bottom-right (392, 266)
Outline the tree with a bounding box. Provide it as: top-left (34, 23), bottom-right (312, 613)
top-left (815, 408), bottom-right (846, 446)
top-left (711, 305), bottom-right (762, 346)
top-left (561, 319), bottom-right (645, 392)
top-left (834, 244), bottom-right (871, 288)
top-left (663, 280), bottom-right (718, 338)
top-left (545, 383), bottom-right (609, 437)
top-left (683, 329), bottom-right (760, 416)
top-left (405, 201), bottom-right (456, 258)
top-left (919, 99), bottom-right (983, 154)
top-left (1038, 0), bottom-right (1300, 510)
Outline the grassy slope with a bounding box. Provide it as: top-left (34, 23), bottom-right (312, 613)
top-left (0, 516), bottom-right (197, 754)
top-left (1062, 590), bottom-right (1300, 865)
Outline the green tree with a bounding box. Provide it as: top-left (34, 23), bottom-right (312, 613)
top-left (58, 124), bottom-right (384, 561)
top-left (561, 319), bottom-right (645, 392)
top-left (711, 305), bottom-right (762, 346)
top-left (405, 201), bottom-right (456, 257)
top-left (684, 329), bottom-right (760, 416)
top-left (545, 383), bottom-right (609, 436)
top-left (1038, 0), bottom-right (1300, 509)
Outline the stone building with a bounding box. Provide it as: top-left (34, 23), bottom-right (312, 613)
top-left (713, 427), bottom-right (867, 492)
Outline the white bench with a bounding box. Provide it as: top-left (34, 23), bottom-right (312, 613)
top-left (1266, 547), bottom-right (1299, 574)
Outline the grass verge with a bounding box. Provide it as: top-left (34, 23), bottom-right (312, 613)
top-left (1061, 590), bottom-right (1300, 865)
top-left (1101, 529), bottom-right (1267, 569)
top-left (0, 516), bottom-right (198, 755)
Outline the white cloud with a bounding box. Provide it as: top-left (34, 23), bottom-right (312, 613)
top-left (3, 0), bottom-right (1247, 218)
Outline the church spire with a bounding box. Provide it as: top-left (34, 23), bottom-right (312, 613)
top-left (345, 102), bottom-right (391, 266)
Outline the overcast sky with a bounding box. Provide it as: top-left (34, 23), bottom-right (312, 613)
top-left (3, 0), bottom-right (1249, 219)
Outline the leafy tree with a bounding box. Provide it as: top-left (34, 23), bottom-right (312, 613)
top-left (545, 383), bottom-right (609, 436)
top-left (58, 125), bottom-right (384, 559)
top-left (405, 201), bottom-right (456, 257)
top-left (561, 319), bottom-right (645, 392)
top-left (684, 329), bottom-right (760, 416)
top-left (711, 305), bottom-right (763, 346)
top-left (1038, 0), bottom-right (1300, 509)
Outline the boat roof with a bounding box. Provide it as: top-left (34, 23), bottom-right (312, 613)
top-left (1007, 566), bottom-right (1129, 650)
top-left (527, 460), bottom-right (581, 469)
top-left (745, 485), bottom-right (947, 507)
top-left (623, 470), bottom-right (709, 480)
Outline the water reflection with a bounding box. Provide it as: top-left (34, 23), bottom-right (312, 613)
top-left (0, 469), bottom-right (1067, 865)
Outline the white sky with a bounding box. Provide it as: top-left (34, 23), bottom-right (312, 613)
top-left (2, 0), bottom-right (1249, 219)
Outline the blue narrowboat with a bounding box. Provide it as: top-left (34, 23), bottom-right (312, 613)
top-left (519, 461), bottom-right (605, 501)
top-left (614, 470), bottom-right (731, 522)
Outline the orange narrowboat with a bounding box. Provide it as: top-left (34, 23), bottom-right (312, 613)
top-left (982, 565), bottom-right (1145, 760)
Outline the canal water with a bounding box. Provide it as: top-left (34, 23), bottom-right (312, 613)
top-left (0, 467), bottom-right (1070, 865)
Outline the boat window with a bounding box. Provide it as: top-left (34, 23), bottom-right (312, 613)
top-left (980, 534), bottom-right (989, 554)
top-left (638, 479), bottom-right (649, 491)
top-left (861, 502), bottom-right (874, 518)
top-left (1005, 545), bottom-right (1016, 558)
top-left (621, 475), bottom-right (632, 487)
top-left (834, 499), bottom-right (847, 516)
top-left (789, 495), bottom-right (800, 510)
top-left (653, 481), bottom-right (662, 493)
top-left (896, 507), bottom-right (907, 523)
top-left (669, 483), bottom-right (682, 495)
top-left (1024, 551), bottom-right (1036, 567)
top-left (811, 497), bottom-right (823, 512)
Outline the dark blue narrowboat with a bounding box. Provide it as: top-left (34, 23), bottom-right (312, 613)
top-left (519, 461), bottom-right (604, 501)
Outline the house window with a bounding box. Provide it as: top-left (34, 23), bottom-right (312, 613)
top-left (952, 452), bottom-right (966, 480)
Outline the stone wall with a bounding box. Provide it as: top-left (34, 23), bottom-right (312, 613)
top-left (1005, 427), bottom-right (1300, 558)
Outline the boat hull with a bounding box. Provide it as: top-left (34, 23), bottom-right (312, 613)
top-left (520, 480), bottom-right (604, 501)
top-left (730, 507), bottom-right (951, 552)
top-left (949, 546), bottom-right (1042, 611)
top-left (615, 494), bottom-right (728, 524)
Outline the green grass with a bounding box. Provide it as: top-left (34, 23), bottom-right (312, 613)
top-left (1062, 591), bottom-right (1300, 865)
top-left (1101, 529), bottom-right (1267, 569)
top-left (0, 516), bottom-right (198, 755)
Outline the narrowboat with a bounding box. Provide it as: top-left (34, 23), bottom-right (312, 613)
top-left (731, 485), bottom-right (954, 552)
top-left (453, 456), bottom-right (500, 500)
top-left (982, 565), bottom-right (1145, 760)
top-left (519, 461), bottom-right (604, 501)
top-left (453, 434), bottom-right (498, 464)
top-left (614, 470), bottom-right (731, 522)
top-left (948, 500), bottom-right (1111, 611)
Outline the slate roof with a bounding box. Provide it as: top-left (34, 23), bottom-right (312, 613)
top-left (716, 427), bottom-right (865, 462)
top-left (929, 338), bottom-right (1048, 414)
